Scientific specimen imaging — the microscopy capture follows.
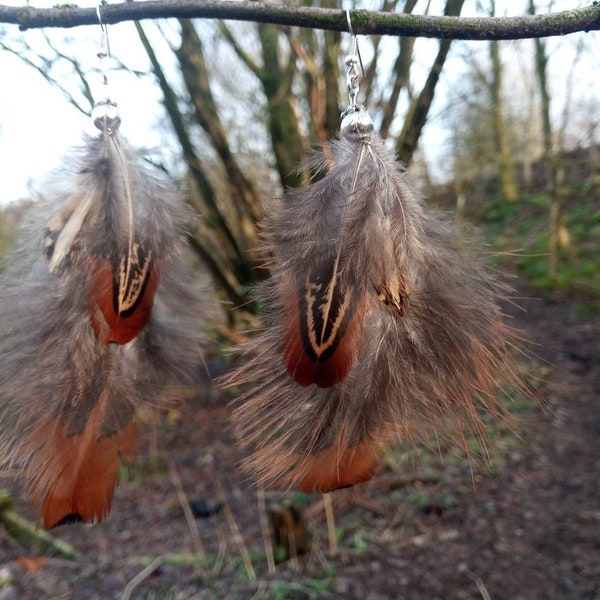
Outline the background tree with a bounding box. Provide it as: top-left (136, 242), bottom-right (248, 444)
top-left (0, 0), bottom-right (597, 298)
top-left (442, 44), bottom-right (523, 214)
top-left (529, 0), bottom-right (570, 279)
top-left (131, 0), bottom-right (466, 312)
top-left (489, 2), bottom-right (518, 203)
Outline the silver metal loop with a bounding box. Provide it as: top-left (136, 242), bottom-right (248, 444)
top-left (94, 0), bottom-right (119, 133)
top-left (344, 9), bottom-right (365, 109)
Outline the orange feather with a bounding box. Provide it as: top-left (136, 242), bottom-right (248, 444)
top-left (89, 258), bottom-right (159, 345)
top-left (292, 431), bottom-right (378, 493)
top-left (27, 398), bottom-right (138, 529)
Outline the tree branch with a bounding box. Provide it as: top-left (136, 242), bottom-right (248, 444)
top-left (219, 22), bottom-right (261, 77)
top-left (0, 1), bottom-right (598, 40)
top-left (0, 38), bottom-right (91, 115)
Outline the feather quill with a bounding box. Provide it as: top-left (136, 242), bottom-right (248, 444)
top-left (225, 105), bottom-right (532, 493)
top-left (0, 124), bottom-right (204, 528)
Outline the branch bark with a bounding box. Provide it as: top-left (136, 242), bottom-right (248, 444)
top-left (257, 23), bottom-right (309, 188)
top-left (1, 1), bottom-right (599, 40)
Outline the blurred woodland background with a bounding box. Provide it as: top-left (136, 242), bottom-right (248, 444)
top-left (0, 1), bottom-right (599, 598)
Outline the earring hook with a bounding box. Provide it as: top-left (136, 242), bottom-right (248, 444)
top-left (340, 9), bottom-right (373, 141)
top-left (344, 9), bottom-right (365, 107)
top-left (92, 0), bottom-right (120, 134)
top-left (96, 1), bottom-right (111, 75)
top-left (345, 8), bottom-right (354, 35)
top-left (346, 9), bottom-right (357, 55)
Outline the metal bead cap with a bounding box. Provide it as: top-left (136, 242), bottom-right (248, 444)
top-left (92, 100), bottom-right (121, 135)
top-left (340, 104), bottom-right (374, 142)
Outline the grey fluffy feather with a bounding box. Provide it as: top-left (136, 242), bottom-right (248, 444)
top-left (226, 131), bottom-right (531, 491)
top-left (0, 131), bottom-right (205, 527)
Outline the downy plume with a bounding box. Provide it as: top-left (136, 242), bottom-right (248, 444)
top-left (225, 104), bottom-right (532, 494)
top-left (0, 111), bottom-right (205, 528)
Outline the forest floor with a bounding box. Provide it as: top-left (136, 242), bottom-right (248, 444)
top-left (0, 280), bottom-right (599, 600)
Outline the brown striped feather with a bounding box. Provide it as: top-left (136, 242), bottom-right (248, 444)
top-left (282, 274), bottom-right (365, 387)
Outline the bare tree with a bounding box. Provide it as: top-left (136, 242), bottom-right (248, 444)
top-left (396, 0), bottom-right (465, 165)
top-left (4, 1), bottom-right (595, 307)
top-left (2, 1), bottom-right (473, 314)
top-left (529, 0), bottom-right (569, 279)
top-left (489, 1), bottom-right (518, 203)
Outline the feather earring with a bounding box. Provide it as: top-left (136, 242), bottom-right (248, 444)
top-left (225, 20), bottom-right (532, 493)
top-left (0, 20), bottom-right (204, 529)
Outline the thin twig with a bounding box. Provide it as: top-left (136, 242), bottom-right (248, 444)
top-left (256, 486), bottom-right (276, 574)
top-left (212, 527), bottom-right (227, 576)
top-left (249, 580), bottom-right (269, 600)
top-left (168, 460), bottom-right (210, 580)
top-left (217, 483), bottom-right (256, 581)
top-left (122, 556), bottom-right (166, 600)
top-left (323, 493), bottom-right (338, 556)
top-left (470, 572), bottom-right (493, 600)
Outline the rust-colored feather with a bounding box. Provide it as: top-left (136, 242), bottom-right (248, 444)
top-left (32, 416), bottom-right (138, 529)
top-left (89, 256), bottom-right (160, 345)
top-left (293, 431), bottom-right (378, 493)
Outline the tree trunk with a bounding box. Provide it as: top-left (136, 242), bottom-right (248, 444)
top-left (258, 23), bottom-right (309, 188)
top-left (136, 21), bottom-right (255, 309)
top-left (490, 37), bottom-right (518, 203)
top-left (529, 0), bottom-right (568, 279)
top-left (379, 0), bottom-right (418, 140)
top-left (396, 0), bottom-right (465, 166)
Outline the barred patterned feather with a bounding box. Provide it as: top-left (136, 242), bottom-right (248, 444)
top-left (225, 128), bottom-right (532, 494)
top-left (0, 132), bottom-right (205, 528)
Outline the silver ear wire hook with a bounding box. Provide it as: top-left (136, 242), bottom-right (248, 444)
top-left (96, 0), bottom-right (110, 69)
top-left (346, 10), bottom-right (357, 56)
top-left (340, 9), bottom-right (373, 141)
top-left (344, 9), bottom-right (365, 107)
top-left (345, 10), bottom-right (364, 74)
top-left (93, 0), bottom-right (120, 134)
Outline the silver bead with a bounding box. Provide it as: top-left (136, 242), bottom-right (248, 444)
top-left (92, 100), bottom-right (121, 134)
top-left (340, 105), bottom-right (373, 142)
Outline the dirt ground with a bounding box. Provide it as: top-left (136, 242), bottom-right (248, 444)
top-left (0, 282), bottom-right (599, 600)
